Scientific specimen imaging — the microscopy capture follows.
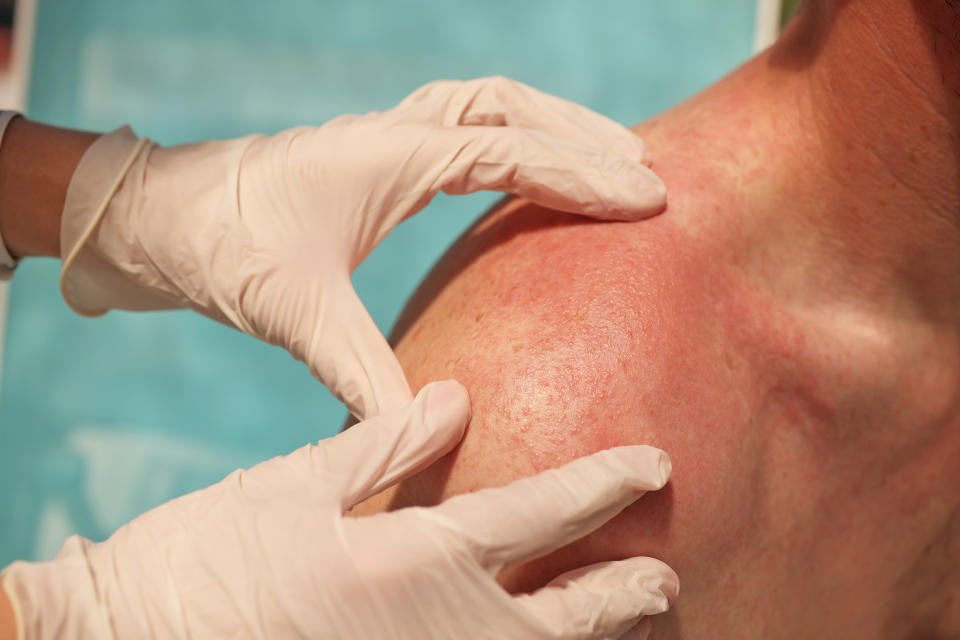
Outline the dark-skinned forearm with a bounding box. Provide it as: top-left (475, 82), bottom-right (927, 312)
top-left (0, 116), bottom-right (99, 259)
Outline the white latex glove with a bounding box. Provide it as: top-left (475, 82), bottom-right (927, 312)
top-left (1, 381), bottom-right (678, 640)
top-left (59, 76), bottom-right (667, 420)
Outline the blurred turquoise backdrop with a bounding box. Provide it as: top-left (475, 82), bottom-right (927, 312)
top-left (0, 0), bottom-right (756, 565)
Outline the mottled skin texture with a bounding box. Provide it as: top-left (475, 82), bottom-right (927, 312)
top-left (352, 7), bottom-right (960, 637)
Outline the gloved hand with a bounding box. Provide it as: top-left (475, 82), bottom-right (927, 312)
top-left (58, 76), bottom-right (667, 420)
top-left (1, 381), bottom-right (678, 640)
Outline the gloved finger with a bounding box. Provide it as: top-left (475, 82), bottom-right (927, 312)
top-left (514, 557), bottom-right (678, 640)
top-left (423, 126), bottom-right (666, 221)
top-left (317, 379), bottom-right (470, 511)
top-left (306, 282), bottom-right (414, 420)
top-left (389, 76), bottom-right (651, 166)
top-left (323, 113), bottom-right (367, 128)
top-left (427, 446), bottom-right (671, 573)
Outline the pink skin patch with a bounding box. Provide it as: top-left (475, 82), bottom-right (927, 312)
top-left (360, 190), bottom-right (781, 596)
top-left (350, 90), bottom-right (960, 636)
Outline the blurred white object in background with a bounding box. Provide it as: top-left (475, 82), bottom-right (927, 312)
top-left (754, 0), bottom-right (783, 52)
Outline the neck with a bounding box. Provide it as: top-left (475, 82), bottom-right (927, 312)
top-left (764, 0), bottom-right (960, 322)
top-left (641, 1), bottom-right (960, 325)
top-left (741, 6), bottom-right (960, 631)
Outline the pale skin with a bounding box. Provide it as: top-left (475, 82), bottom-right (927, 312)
top-left (353, 1), bottom-right (960, 638)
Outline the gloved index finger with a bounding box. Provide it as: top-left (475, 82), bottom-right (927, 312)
top-left (515, 557), bottom-right (678, 640)
top-left (305, 281), bottom-right (414, 421)
top-left (425, 126), bottom-right (666, 221)
top-left (388, 77), bottom-right (652, 166)
top-left (425, 445), bottom-right (671, 574)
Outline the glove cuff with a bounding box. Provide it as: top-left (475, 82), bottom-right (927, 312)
top-left (59, 126), bottom-right (159, 316)
top-left (1, 537), bottom-right (114, 640)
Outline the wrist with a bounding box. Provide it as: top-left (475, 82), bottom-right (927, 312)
top-left (0, 117), bottom-right (99, 259)
top-left (0, 111), bottom-right (20, 277)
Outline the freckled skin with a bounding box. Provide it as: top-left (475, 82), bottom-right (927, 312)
top-left (352, 52), bottom-right (960, 639)
top-left (359, 192), bottom-right (787, 625)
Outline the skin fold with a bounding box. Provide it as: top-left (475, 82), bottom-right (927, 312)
top-left (352, 2), bottom-right (960, 637)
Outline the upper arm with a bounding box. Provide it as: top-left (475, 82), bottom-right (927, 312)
top-left (354, 194), bottom-right (757, 594)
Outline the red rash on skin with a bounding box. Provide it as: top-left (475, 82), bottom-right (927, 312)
top-left (351, 51), bottom-right (960, 637)
top-left (354, 183), bottom-right (836, 623)
top-left (352, 205), bottom-right (948, 637)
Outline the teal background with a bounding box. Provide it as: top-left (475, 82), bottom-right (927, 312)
top-left (1, 0), bottom-right (756, 565)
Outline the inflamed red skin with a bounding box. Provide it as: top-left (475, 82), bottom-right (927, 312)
top-left (352, 21), bottom-right (960, 638)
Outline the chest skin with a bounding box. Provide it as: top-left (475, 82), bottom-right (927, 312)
top-left (352, 99), bottom-right (960, 637)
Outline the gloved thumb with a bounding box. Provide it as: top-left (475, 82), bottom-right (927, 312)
top-left (318, 380), bottom-right (471, 511)
top-left (306, 280), bottom-right (414, 420)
